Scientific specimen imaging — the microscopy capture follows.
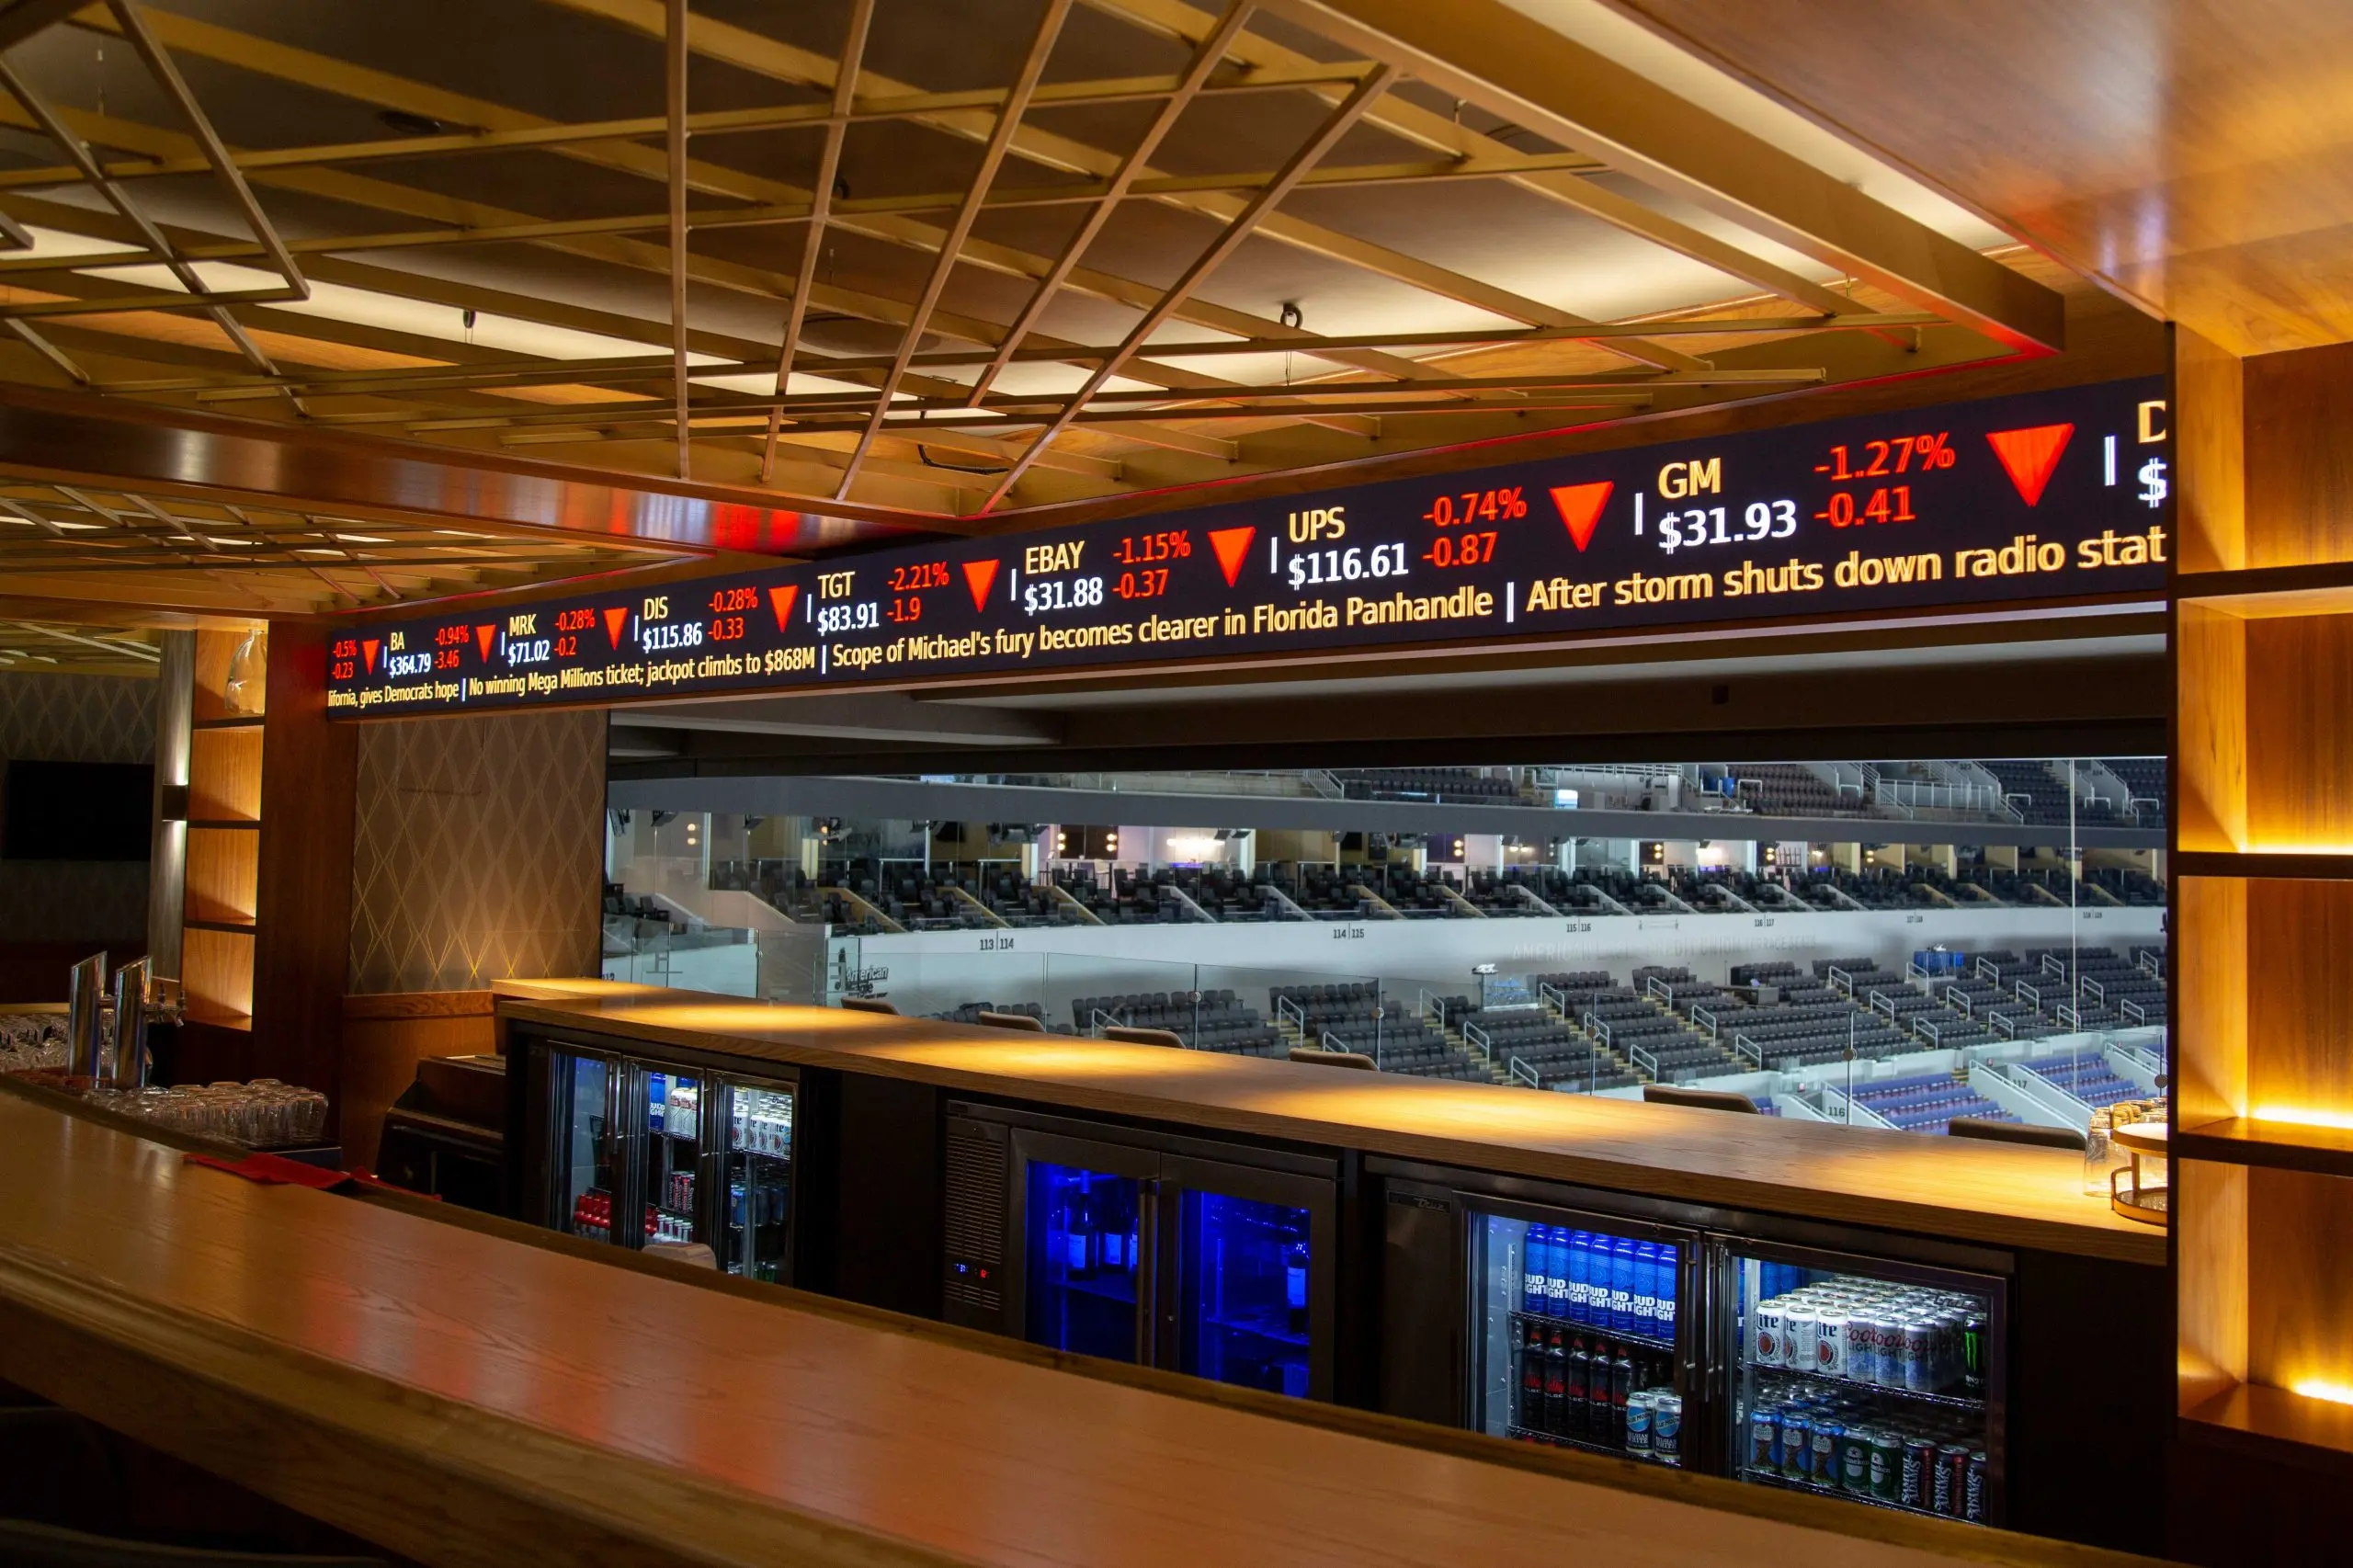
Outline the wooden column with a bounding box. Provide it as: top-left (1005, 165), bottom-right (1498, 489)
top-left (174, 622), bottom-right (358, 1117)
top-left (2170, 331), bottom-right (2353, 1562)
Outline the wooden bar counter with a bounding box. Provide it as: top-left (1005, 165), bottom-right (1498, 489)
top-left (0, 1087), bottom-right (2161, 1568)
top-left (496, 983), bottom-right (2161, 1265)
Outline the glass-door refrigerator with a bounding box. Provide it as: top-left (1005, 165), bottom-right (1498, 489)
top-left (546, 1045), bottom-right (631, 1244)
top-left (518, 1030), bottom-right (801, 1284)
top-left (1711, 1237), bottom-right (2006, 1527)
top-left (708, 1075), bottom-right (796, 1283)
top-left (1468, 1203), bottom-right (1699, 1467)
top-left (944, 1104), bottom-right (1337, 1400)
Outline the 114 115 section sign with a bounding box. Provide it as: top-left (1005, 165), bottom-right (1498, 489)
top-left (328, 377), bottom-right (2169, 716)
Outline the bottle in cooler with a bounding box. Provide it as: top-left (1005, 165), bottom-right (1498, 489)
top-left (1521, 1223), bottom-right (1550, 1314)
top-left (1654, 1243), bottom-right (1677, 1336)
top-left (1608, 1235), bottom-right (1636, 1336)
top-left (1570, 1229), bottom-right (1597, 1324)
top-left (1631, 1241), bottom-right (1659, 1334)
top-left (1563, 1335), bottom-right (1591, 1439)
top-left (1066, 1178), bottom-right (1096, 1279)
top-left (1518, 1321), bottom-right (1545, 1434)
top-left (1561, 1228), bottom-right (1586, 1322)
top-left (1546, 1227), bottom-right (1574, 1319)
top-left (1542, 1326), bottom-right (1568, 1436)
top-left (1607, 1349), bottom-right (1633, 1449)
top-left (1284, 1233), bottom-right (1309, 1335)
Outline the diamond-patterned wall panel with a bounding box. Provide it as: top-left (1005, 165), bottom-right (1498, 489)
top-left (0, 672), bottom-right (155, 942)
top-left (347, 710), bottom-right (604, 994)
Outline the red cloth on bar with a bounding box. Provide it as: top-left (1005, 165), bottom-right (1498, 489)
top-left (181, 1151), bottom-right (437, 1199)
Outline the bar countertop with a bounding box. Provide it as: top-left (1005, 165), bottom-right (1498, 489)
top-left (494, 983), bottom-right (2165, 1267)
top-left (0, 1086), bottom-right (2165, 1568)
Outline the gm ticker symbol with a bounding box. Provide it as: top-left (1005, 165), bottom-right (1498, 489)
top-left (1548, 481), bottom-right (1613, 551)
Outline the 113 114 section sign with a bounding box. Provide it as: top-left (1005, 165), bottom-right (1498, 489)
top-left (328, 377), bottom-right (2170, 716)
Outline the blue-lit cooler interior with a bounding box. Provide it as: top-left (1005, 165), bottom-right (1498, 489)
top-left (1181, 1191), bottom-right (1311, 1398)
top-left (1026, 1162), bottom-right (1140, 1362)
top-left (1477, 1213), bottom-right (1682, 1458)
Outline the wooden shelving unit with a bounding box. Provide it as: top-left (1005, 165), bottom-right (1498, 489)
top-left (2174, 335), bottom-right (2353, 1469)
top-left (181, 627), bottom-right (265, 1030)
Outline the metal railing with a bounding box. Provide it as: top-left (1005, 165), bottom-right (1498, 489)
top-left (1508, 1057), bottom-right (1541, 1088)
top-left (1826, 964), bottom-right (1854, 998)
top-left (1989, 1011), bottom-right (2019, 1040)
top-left (1733, 1031), bottom-right (1765, 1069)
top-left (2082, 975), bottom-right (2106, 1005)
top-left (1462, 1020), bottom-right (1494, 1062)
top-left (2137, 949), bottom-right (2164, 979)
top-left (1690, 1004), bottom-right (1718, 1040)
top-left (1628, 1043), bottom-right (1660, 1081)
top-left (2120, 997), bottom-right (2148, 1027)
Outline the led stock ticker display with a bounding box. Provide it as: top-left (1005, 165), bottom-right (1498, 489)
top-left (327, 378), bottom-right (2171, 716)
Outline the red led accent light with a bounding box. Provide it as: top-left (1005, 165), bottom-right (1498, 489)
top-left (1548, 481), bottom-right (1613, 551)
top-left (1984, 422), bottom-right (2074, 506)
top-left (961, 557), bottom-right (1000, 611)
top-left (767, 584), bottom-right (800, 631)
top-left (1206, 525), bottom-right (1256, 586)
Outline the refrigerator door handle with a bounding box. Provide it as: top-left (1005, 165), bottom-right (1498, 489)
top-left (1135, 1177), bottom-right (1163, 1369)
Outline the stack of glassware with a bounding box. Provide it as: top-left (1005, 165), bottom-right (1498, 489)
top-left (81, 1079), bottom-right (330, 1148)
top-left (0, 1011), bottom-right (71, 1074)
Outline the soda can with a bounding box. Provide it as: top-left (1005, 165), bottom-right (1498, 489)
top-left (1901, 1321), bottom-right (1938, 1392)
top-left (1901, 1437), bottom-right (1935, 1509)
top-left (1933, 1444), bottom-right (1969, 1517)
top-left (1964, 1450), bottom-right (1988, 1523)
top-left (1815, 1313), bottom-right (1847, 1379)
top-left (1962, 1315), bottom-right (1989, 1394)
top-left (1754, 1301), bottom-right (1784, 1366)
top-left (1784, 1309), bottom-right (1822, 1370)
top-left (1869, 1429), bottom-right (1903, 1502)
top-left (1851, 1313), bottom-right (1885, 1385)
top-left (1780, 1411), bottom-right (1813, 1480)
top-left (1859, 1314), bottom-right (1893, 1385)
top-left (1750, 1406), bottom-right (1778, 1471)
top-left (1810, 1419), bottom-right (1842, 1487)
top-left (1625, 1392), bottom-right (1654, 1457)
top-left (1653, 1394), bottom-right (1681, 1464)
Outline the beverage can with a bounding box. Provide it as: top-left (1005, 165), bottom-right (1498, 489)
top-left (1784, 1309), bottom-right (1821, 1370)
top-left (1963, 1314), bottom-right (1989, 1394)
top-left (1901, 1437), bottom-right (1935, 1509)
top-left (1810, 1419), bottom-right (1841, 1486)
top-left (1749, 1405), bottom-right (1777, 1471)
top-left (1901, 1321), bottom-right (1938, 1392)
top-left (1652, 1394), bottom-right (1681, 1464)
top-left (1837, 1426), bottom-right (1871, 1494)
top-left (1815, 1313), bottom-right (1847, 1379)
top-left (1846, 1313), bottom-right (1880, 1385)
top-left (1869, 1429), bottom-right (1903, 1501)
top-left (1964, 1450), bottom-right (1988, 1523)
top-left (1754, 1301), bottom-right (1784, 1366)
top-left (1869, 1314), bottom-right (1904, 1386)
top-left (1933, 1444), bottom-right (1969, 1517)
top-left (1625, 1392), bottom-right (1653, 1457)
top-left (1780, 1411), bottom-right (1812, 1480)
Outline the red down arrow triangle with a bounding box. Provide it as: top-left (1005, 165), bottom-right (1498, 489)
top-left (1984, 422), bottom-right (2074, 507)
top-left (1548, 481), bottom-right (1613, 551)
